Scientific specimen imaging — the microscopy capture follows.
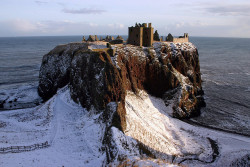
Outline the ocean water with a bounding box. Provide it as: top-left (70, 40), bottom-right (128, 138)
top-left (0, 36), bottom-right (249, 135)
top-left (189, 37), bottom-right (250, 135)
top-left (0, 36), bottom-right (82, 89)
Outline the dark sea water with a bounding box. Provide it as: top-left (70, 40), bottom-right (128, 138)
top-left (0, 36), bottom-right (249, 135)
top-left (189, 37), bottom-right (250, 135)
top-left (0, 36), bottom-right (82, 89)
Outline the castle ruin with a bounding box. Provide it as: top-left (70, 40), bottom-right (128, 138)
top-left (127, 23), bottom-right (188, 46)
top-left (166, 33), bottom-right (189, 43)
top-left (83, 23), bottom-right (189, 46)
top-left (82, 35), bottom-right (124, 44)
top-left (127, 23), bottom-right (154, 47)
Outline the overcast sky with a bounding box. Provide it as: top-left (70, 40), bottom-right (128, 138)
top-left (0, 0), bottom-right (250, 37)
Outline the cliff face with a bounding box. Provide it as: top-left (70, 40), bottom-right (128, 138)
top-left (38, 41), bottom-right (206, 164)
top-left (39, 42), bottom-right (204, 121)
top-left (38, 43), bottom-right (88, 100)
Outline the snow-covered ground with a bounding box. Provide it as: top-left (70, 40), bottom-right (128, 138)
top-left (0, 87), bottom-right (249, 166)
top-left (125, 91), bottom-right (213, 162)
top-left (124, 90), bottom-right (250, 166)
top-left (0, 87), bottom-right (106, 167)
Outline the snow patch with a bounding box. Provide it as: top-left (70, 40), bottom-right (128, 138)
top-left (110, 54), bottom-right (120, 69)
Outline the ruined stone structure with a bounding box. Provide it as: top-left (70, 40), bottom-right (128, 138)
top-left (109, 35), bottom-right (124, 44)
top-left (84, 35), bottom-right (101, 42)
top-left (82, 36), bottom-right (86, 42)
top-left (153, 30), bottom-right (160, 41)
top-left (83, 35), bottom-right (123, 44)
top-left (83, 24), bottom-right (188, 45)
top-left (127, 23), bottom-right (154, 47)
top-left (166, 33), bottom-right (174, 42)
top-left (116, 35), bottom-right (124, 41)
top-left (87, 35), bottom-right (96, 42)
top-left (166, 33), bottom-right (189, 43)
top-left (95, 35), bottom-right (99, 41)
top-left (105, 35), bottom-right (114, 42)
top-left (160, 36), bottom-right (163, 42)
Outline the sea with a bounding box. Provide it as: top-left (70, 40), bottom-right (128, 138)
top-left (0, 36), bottom-right (249, 135)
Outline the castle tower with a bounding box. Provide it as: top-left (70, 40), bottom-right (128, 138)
top-left (87, 35), bottom-right (95, 42)
top-left (95, 35), bottom-right (99, 41)
top-left (127, 23), bottom-right (153, 47)
top-left (143, 23), bottom-right (153, 47)
top-left (184, 33), bottom-right (188, 38)
top-left (82, 36), bottom-right (86, 42)
top-left (128, 25), bottom-right (143, 46)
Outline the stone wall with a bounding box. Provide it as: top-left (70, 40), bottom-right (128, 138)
top-left (127, 23), bottom-right (153, 47)
top-left (128, 27), bottom-right (143, 46)
top-left (166, 33), bottom-right (189, 43)
top-left (173, 37), bottom-right (189, 43)
top-left (143, 27), bottom-right (154, 47)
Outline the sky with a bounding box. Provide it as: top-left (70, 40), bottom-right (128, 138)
top-left (0, 0), bottom-right (250, 37)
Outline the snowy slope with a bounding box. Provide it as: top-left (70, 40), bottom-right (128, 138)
top-left (124, 90), bottom-right (250, 166)
top-left (0, 87), bottom-right (249, 166)
top-left (125, 90), bottom-right (213, 162)
top-left (0, 87), bottom-right (106, 167)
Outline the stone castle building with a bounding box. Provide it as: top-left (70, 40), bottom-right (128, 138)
top-left (83, 35), bottom-right (123, 44)
top-left (166, 33), bottom-right (189, 43)
top-left (127, 23), bottom-right (154, 47)
top-left (83, 23), bottom-right (188, 45)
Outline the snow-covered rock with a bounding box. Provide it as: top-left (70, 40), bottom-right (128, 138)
top-left (31, 41), bottom-right (250, 166)
top-left (39, 42), bottom-right (204, 117)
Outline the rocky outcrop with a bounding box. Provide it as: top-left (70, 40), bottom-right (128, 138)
top-left (38, 42), bottom-right (204, 120)
top-left (38, 43), bottom-right (88, 100)
top-left (70, 42), bottom-right (204, 121)
top-left (38, 41), bottom-right (205, 164)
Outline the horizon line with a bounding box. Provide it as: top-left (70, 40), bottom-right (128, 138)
top-left (0, 35), bottom-right (250, 39)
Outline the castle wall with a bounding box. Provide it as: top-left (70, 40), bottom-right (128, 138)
top-left (128, 27), bottom-right (143, 46)
top-left (143, 27), bottom-right (154, 47)
top-left (166, 33), bottom-right (189, 43)
top-left (173, 37), bottom-right (189, 43)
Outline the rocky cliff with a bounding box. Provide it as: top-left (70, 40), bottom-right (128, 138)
top-left (38, 41), bottom-right (207, 164)
top-left (38, 43), bottom-right (88, 100)
top-left (39, 41), bottom-right (204, 119)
